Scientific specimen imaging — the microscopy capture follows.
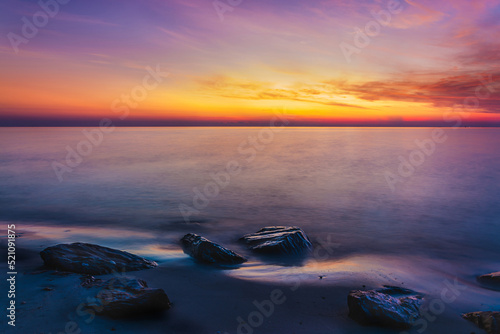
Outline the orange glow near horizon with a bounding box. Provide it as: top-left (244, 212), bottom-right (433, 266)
top-left (0, 0), bottom-right (499, 125)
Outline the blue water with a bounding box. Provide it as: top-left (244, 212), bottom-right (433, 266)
top-left (1, 127), bottom-right (499, 265)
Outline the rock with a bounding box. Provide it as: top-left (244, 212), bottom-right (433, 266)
top-left (80, 275), bottom-right (104, 288)
top-left (463, 311), bottom-right (500, 334)
top-left (347, 286), bottom-right (423, 329)
top-left (478, 272), bottom-right (500, 289)
top-left (240, 226), bottom-right (312, 255)
top-left (181, 233), bottom-right (247, 265)
top-left (88, 277), bottom-right (171, 318)
top-left (40, 243), bottom-right (157, 275)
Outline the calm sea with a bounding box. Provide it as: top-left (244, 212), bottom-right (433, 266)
top-left (1, 127), bottom-right (499, 268)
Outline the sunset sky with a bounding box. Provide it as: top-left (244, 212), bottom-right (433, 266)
top-left (0, 0), bottom-right (499, 126)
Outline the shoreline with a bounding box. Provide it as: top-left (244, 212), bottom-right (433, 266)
top-left (2, 237), bottom-right (498, 334)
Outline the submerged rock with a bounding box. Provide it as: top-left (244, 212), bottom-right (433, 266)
top-left (180, 233), bottom-right (246, 265)
top-left (347, 286), bottom-right (423, 329)
top-left (240, 226), bottom-right (312, 255)
top-left (478, 272), bottom-right (500, 289)
top-left (463, 311), bottom-right (500, 334)
top-left (88, 277), bottom-right (171, 318)
top-left (40, 243), bottom-right (157, 275)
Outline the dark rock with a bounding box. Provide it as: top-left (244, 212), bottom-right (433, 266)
top-left (80, 275), bottom-right (104, 288)
top-left (478, 272), bottom-right (500, 290)
top-left (240, 226), bottom-right (312, 255)
top-left (463, 311), bottom-right (500, 334)
top-left (40, 243), bottom-right (157, 275)
top-left (88, 278), bottom-right (171, 318)
top-left (181, 233), bottom-right (246, 265)
top-left (348, 286), bottom-right (423, 329)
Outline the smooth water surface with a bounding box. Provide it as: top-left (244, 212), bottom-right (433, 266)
top-left (1, 127), bottom-right (499, 268)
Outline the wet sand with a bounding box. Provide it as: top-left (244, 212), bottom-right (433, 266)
top-left (2, 240), bottom-right (498, 334)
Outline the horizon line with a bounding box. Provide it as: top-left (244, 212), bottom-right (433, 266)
top-left (2, 114), bottom-right (500, 128)
top-left (2, 122), bottom-right (500, 128)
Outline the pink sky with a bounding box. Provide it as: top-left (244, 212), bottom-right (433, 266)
top-left (0, 0), bottom-right (499, 125)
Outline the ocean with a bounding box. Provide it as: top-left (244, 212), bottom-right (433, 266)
top-left (1, 127), bottom-right (500, 276)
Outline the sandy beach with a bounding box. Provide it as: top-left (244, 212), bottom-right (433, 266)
top-left (2, 230), bottom-right (498, 334)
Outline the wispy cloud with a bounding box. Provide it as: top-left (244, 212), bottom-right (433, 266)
top-left (390, 0), bottom-right (447, 29)
top-left (197, 76), bottom-right (369, 109)
top-left (333, 71), bottom-right (500, 112)
top-left (0, 0), bottom-right (499, 124)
